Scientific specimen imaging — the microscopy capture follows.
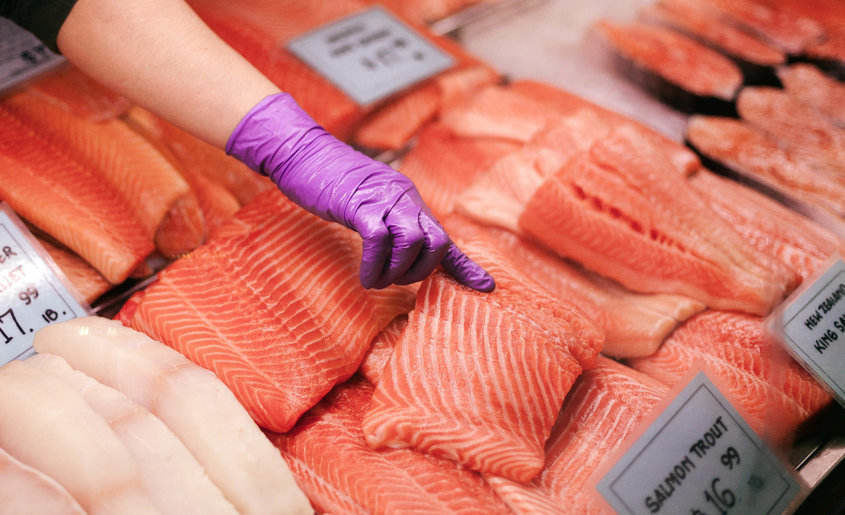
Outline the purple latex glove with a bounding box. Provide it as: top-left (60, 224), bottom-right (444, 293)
top-left (227, 93), bottom-right (495, 291)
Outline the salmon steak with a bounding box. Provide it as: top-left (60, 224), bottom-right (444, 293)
top-left (119, 190), bottom-right (416, 432)
top-left (459, 124), bottom-right (796, 315)
top-left (487, 358), bottom-right (669, 514)
top-left (685, 115), bottom-right (845, 217)
top-left (629, 311), bottom-right (831, 443)
top-left (597, 21), bottom-right (743, 112)
top-left (0, 108), bottom-right (153, 284)
top-left (689, 169), bottom-right (842, 283)
top-left (362, 265), bottom-right (602, 482)
top-left (777, 64), bottom-right (845, 126)
top-left (273, 378), bottom-right (511, 514)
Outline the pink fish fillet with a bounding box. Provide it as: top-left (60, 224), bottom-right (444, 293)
top-left (360, 315), bottom-right (408, 385)
top-left (0, 447), bottom-right (85, 515)
top-left (120, 190), bottom-right (416, 432)
top-left (273, 378), bottom-right (511, 514)
top-left (777, 64), bottom-right (845, 126)
top-left (487, 357), bottom-right (669, 514)
top-left (628, 311), bottom-right (831, 444)
top-left (362, 270), bottom-right (602, 482)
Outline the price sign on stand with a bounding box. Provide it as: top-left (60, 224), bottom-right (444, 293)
top-left (598, 373), bottom-right (800, 515)
top-left (0, 17), bottom-right (64, 92)
top-left (288, 7), bottom-right (454, 105)
top-left (774, 258), bottom-right (845, 406)
top-left (0, 204), bottom-right (89, 365)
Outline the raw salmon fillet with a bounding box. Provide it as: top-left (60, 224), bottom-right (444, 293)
top-left (273, 378), bottom-right (510, 514)
top-left (690, 170), bottom-right (841, 282)
top-left (360, 315), bottom-right (408, 385)
top-left (398, 123), bottom-right (520, 219)
top-left (778, 64), bottom-right (845, 126)
top-left (597, 21), bottom-right (743, 101)
top-left (737, 87), bottom-right (845, 174)
top-left (38, 238), bottom-right (110, 304)
top-left (0, 109), bottom-right (153, 284)
top-left (449, 218), bottom-right (704, 358)
top-left (0, 447), bottom-right (85, 515)
top-left (629, 311), bottom-right (831, 443)
top-left (686, 116), bottom-right (845, 217)
top-left (120, 190), bottom-right (416, 432)
top-left (487, 357), bottom-right (669, 514)
top-left (354, 65), bottom-right (498, 151)
top-left (0, 360), bottom-right (156, 515)
top-left (363, 0), bottom-right (480, 24)
top-left (28, 65), bottom-right (129, 121)
top-left (123, 106), bottom-right (272, 206)
top-left (702, 0), bottom-right (824, 54)
top-left (3, 90), bottom-right (206, 258)
top-left (362, 269), bottom-right (601, 482)
top-left (641, 0), bottom-right (785, 66)
top-left (35, 317), bottom-right (312, 515)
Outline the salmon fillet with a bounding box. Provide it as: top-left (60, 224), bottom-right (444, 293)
top-left (642, 0), bottom-right (785, 66)
top-left (628, 311), bottom-right (831, 443)
top-left (686, 116), bottom-right (845, 217)
top-left (737, 87), bottom-right (845, 174)
top-left (359, 315), bottom-right (407, 385)
top-left (27, 65), bottom-right (129, 121)
top-left (38, 238), bottom-right (110, 304)
top-left (690, 170), bottom-right (841, 282)
top-left (362, 269), bottom-right (601, 482)
top-left (3, 90), bottom-right (206, 257)
top-left (362, 0), bottom-right (480, 23)
top-left (597, 20), bottom-right (743, 101)
top-left (398, 123), bottom-right (520, 219)
top-left (0, 109), bottom-right (152, 284)
top-left (273, 378), bottom-right (510, 514)
top-left (120, 190), bottom-right (416, 432)
top-left (0, 447), bottom-right (85, 515)
top-left (777, 64), bottom-right (845, 126)
top-left (487, 357), bottom-right (669, 514)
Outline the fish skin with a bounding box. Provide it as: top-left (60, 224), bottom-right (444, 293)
top-left (0, 108), bottom-right (153, 284)
top-left (38, 237), bottom-right (111, 304)
top-left (597, 20), bottom-right (743, 101)
top-left (121, 190), bottom-right (416, 432)
top-left (690, 169), bottom-right (841, 283)
top-left (686, 115), bottom-right (845, 217)
top-left (27, 65), bottom-right (130, 121)
top-left (273, 378), bottom-right (511, 514)
top-left (629, 311), bottom-right (831, 443)
top-left (0, 360), bottom-right (157, 515)
top-left (27, 353), bottom-right (239, 515)
top-left (777, 64), bottom-right (845, 126)
top-left (643, 0), bottom-right (785, 66)
top-left (362, 270), bottom-right (597, 482)
top-left (3, 90), bottom-right (195, 242)
top-left (0, 447), bottom-right (85, 515)
top-left (487, 357), bottom-right (669, 514)
top-left (499, 126), bottom-right (796, 315)
top-left (398, 123), bottom-right (520, 220)
top-left (360, 315), bottom-right (408, 385)
top-left (33, 316), bottom-right (313, 515)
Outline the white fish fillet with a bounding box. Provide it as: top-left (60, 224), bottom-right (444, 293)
top-left (27, 353), bottom-right (238, 515)
top-left (0, 360), bottom-right (157, 515)
top-left (0, 447), bottom-right (85, 515)
top-left (33, 316), bottom-right (312, 515)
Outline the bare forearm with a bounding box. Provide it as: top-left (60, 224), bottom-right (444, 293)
top-left (56, 0), bottom-right (279, 147)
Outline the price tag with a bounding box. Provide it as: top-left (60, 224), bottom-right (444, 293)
top-left (775, 259), bottom-right (845, 406)
top-left (0, 17), bottom-right (64, 92)
top-left (597, 372), bottom-right (799, 515)
top-left (287, 7), bottom-right (455, 105)
top-left (0, 204), bottom-right (89, 365)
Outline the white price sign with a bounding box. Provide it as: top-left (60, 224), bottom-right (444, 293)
top-left (0, 17), bottom-right (64, 92)
top-left (598, 373), bottom-right (799, 515)
top-left (287, 7), bottom-right (454, 105)
top-left (0, 204), bottom-right (89, 365)
top-left (775, 258), bottom-right (845, 406)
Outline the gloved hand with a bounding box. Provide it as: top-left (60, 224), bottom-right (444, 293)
top-left (227, 93), bottom-right (494, 292)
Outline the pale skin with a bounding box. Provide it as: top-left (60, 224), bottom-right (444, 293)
top-left (57, 0), bottom-right (279, 148)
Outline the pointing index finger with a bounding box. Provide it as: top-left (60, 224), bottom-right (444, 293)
top-left (440, 243), bottom-right (495, 293)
